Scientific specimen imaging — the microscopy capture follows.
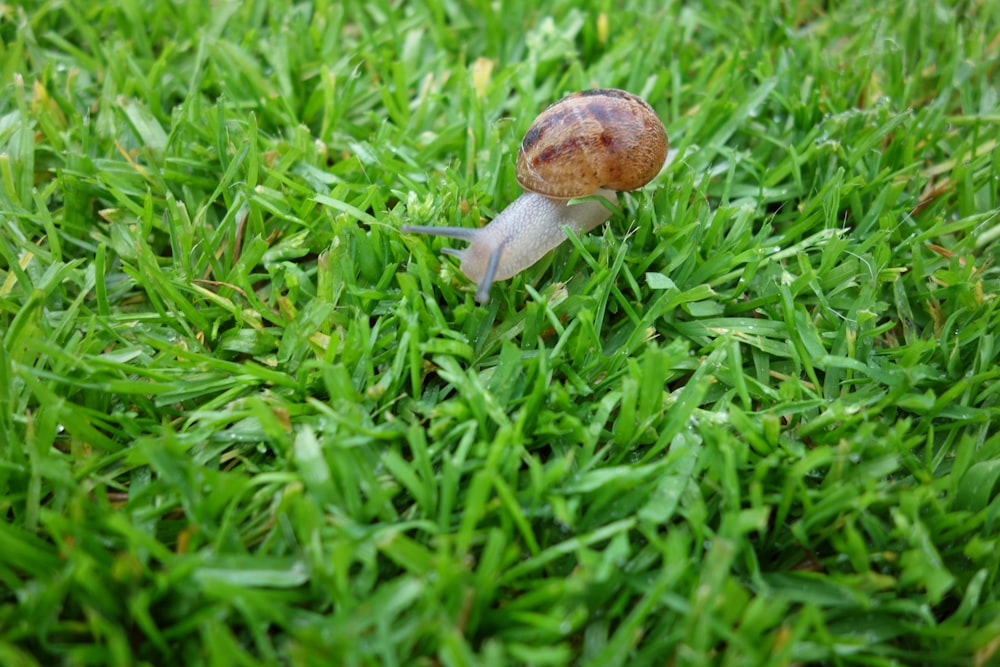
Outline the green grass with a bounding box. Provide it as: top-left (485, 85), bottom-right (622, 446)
top-left (1, 0), bottom-right (999, 664)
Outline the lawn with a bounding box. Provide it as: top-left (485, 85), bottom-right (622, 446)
top-left (2, 0), bottom-right (999, 665)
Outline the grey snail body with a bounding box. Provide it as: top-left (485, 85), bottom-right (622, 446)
top-left (402, 88), bottom-right (667, 304)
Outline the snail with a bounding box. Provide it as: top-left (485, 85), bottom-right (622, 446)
top-left (402, 88), bottom-right (667, 303)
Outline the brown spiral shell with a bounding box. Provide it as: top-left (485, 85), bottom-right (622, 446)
top-left (515, 88), bottom-right (668, 200)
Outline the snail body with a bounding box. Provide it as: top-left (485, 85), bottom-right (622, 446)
top-left (402, 88), bottom-right (667, 303)
top-left (403, 189), bottom-right (618, 303)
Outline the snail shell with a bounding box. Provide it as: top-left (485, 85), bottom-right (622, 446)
top-left (516, 88), bottom-right (668, 199)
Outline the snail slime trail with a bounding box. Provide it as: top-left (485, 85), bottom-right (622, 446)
top-left (402, 88), bottom-right (667, 304)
